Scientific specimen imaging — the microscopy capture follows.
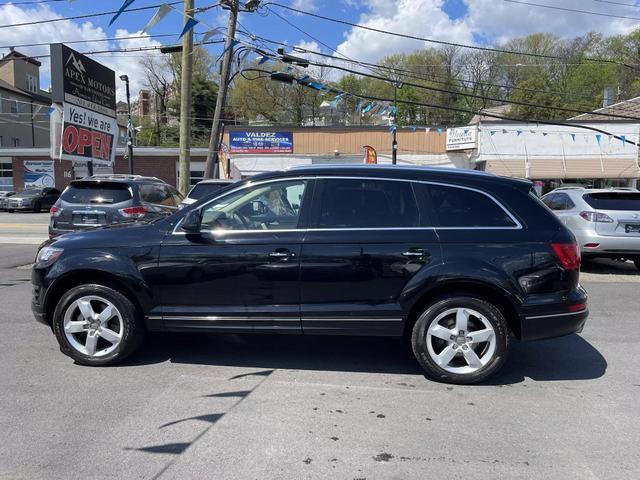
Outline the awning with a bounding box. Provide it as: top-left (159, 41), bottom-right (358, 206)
top-left (486, 157), bottom-right (640, 179)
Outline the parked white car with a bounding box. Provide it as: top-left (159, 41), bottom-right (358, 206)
top-left (179, 179), bottom-right (235, 208)
top-left (541, 187), bottom-right (640, 270)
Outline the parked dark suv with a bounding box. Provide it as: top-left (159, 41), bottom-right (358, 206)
top-left (32, 165), bottom-right (588, 384)
top-left (49, 175), bottom-right (183, 238)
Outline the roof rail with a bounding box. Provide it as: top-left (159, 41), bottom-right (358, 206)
top-left (85, 174), bottom-right (164, 182)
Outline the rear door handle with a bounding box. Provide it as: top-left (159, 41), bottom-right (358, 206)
top-left (402, 249), bottom-right (429, 258)
top-left (269, 249), bottom-right (295, 258)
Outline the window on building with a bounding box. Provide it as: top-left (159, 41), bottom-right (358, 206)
top-left (416, 183), bottom-right (517, 228)
top-left (316, 179), bottom-right (419, 229)
top-left (12, 138), bottom-right (19, 147)
top-left (26, 74), bottom-right (38, 93)
top-left (0, 158), bottom-right (13, 192)
top-left (10, 100), bottom-right (18, 114)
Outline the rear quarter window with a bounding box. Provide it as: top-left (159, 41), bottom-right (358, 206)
top-left (417, 183), bottom-right (517, 228)
top-left (188, 183), bottom-right (227, 200)
top-left (61, 184), bottom-right (132, 204)
top-left (583, 192), bottom-right (640, 211)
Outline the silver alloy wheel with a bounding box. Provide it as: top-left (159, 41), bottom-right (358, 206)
top-left (63, 295), bottom-right (123, 357)
top-left (426, 307), bottom-right (496, 375)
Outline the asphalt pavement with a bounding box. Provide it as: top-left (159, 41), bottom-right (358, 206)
top-left (0, 223), bottom-right (639, 479)
top-left (0, 211), bottom-right (49, 244)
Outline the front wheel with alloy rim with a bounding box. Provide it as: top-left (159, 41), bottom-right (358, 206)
top-left (52, 284), bottom-right (145, 366)
top-left (411, 296), bottom-right (509, 384)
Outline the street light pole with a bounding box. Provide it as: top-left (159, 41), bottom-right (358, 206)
top-left (120, 74), bottom-right (134, 174)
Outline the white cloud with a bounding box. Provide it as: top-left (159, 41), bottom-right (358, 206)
top-left (0, 4), bottom-right (163, 102)
top-left (336, 0), bottom-right (473, 64)
top-left (291, 0), bottom-right (319, 14)
top-left (335, 0), bottom-right (640, 65)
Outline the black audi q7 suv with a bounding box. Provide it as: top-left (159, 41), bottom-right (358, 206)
top-left (32, 165), bottom-right (588, 384)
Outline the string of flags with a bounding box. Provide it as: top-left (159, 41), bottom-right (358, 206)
top-left (487, 128), bottom-right (635, 146)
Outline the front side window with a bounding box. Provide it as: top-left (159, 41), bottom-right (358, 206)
top-left (419, 183), bottom-right (517, 228)
top-left (200, 180), bottom-right (308, 231)
top-left (139, 184), bottom-right (176, 207)
top-left (316, 179), bottom-right (419, 229)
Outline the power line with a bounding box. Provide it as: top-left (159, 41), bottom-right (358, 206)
top-left (0, 1), bottom-right (183, 30)
top-left (0, 0), bottom-right (66, 5)
top-left (300, 58), bottom-right (640, 120)
top-left (503, 0), bottom-right (640, 20)
top-left (263, 2), bottom-right (630, 68)
top-left (0, 33), bottom-right (186, 50)
top-left (592, 0), bottom-right (640, 7)
top-left (237, 30), bottom-right (608, 109)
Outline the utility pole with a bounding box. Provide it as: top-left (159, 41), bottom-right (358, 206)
top-left (392, 82), bottom-right (402, 165)
top-left (120, 75), bottom-right (134, 174)
top-left (178, 0), bottom-right (195, 194)
top-left (204, 0), bottom-right (239, 179)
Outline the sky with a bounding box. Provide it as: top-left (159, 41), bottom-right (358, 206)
top-left (0, 0), bottom-right (639, 102)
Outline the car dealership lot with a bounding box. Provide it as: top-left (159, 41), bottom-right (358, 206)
top-left (1, 241), bottom-right (640, 479)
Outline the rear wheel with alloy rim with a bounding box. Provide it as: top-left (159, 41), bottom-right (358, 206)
top-left (411, 295), bottom-right (509, 384)
top-left (52, 284), bottom-right (145, 366)
top-left (32, 201), bottom-right (41, 213)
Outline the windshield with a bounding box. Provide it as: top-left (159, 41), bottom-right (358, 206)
top-left (17, 189), bottom-right (41, 197)
top-left (583, 192), bottom-right (640, 211)
top-left (188, 183), bottom-right (230, 200)
top-left (61, 184), bottom-right (132, 204)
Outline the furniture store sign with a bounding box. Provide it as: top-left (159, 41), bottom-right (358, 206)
top-left (446, 126), bottom-right (478, 151)
top-left (60, 103), bottom-right (117, 165)
top-left (50, 44), bottom-right (117, 117)
top-left (230, 131), bottom-right (293, 154)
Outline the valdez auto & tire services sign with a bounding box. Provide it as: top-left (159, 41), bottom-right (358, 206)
top-left (230, 131), bottom-right (293, 154)
top-left (50, 44), bottom-right (118, 165)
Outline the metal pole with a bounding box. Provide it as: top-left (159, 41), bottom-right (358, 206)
top-left (204, 0), bottom-right (239, 179)
top-left (392, 84), bottom-right (398, 165)
top-left (125, 78), bottom-right (134, 174)
top-left (178, 0), bottom-right (195, 194)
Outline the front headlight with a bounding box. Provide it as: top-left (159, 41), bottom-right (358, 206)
top-left (36, 246), bottom-right (64, 265)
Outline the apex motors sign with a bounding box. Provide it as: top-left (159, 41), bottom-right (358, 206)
top-left (51, 44), bottom-right (116, 117)
top-left (230, 131), bottom-right (293, 154)
top-left (50, 44), bottom-right (118, 165)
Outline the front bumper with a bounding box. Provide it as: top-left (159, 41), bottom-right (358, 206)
top-left (519, 285), bottom-right (589, 341)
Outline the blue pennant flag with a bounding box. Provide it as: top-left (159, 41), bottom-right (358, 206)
top-left (109, 0), bottom-right (135, 27)
top-left (354, 100), bottom-right (362, 113)
top-left (179, 17), bottom-right (200, 39)
top-left (258, 55), bottom-right (270, 65)
top-left (595, 134), bottom-right (601, 145)
top-left (463, 129), bottom-right (469, 134)
top-left (542, 132), bottom-right (548, 136)
top-left (571, 133), bottom-right (576, 142)
top-left (46, 106), bottom-right (55, 116)
top-left (308, 82), bottom-right (324, 90)
top-left (215, 39), bottom-right (239, 61)
top-left (389, 106), bottom-right (397, 116)
top-left (411, 126), bottom-right (417, 132)
top-left (517, 130), bottom-right (523, 136)
top-left (490, 130), bottom-right (496, 136)
top-left (389, 125), bottom-right (397, 133)
top-left (620, 135), bottom-right (626, 145)
top-left (437, 127), bottom-right (443, 135)
top-left (362, 103), bottom-right (373, 113)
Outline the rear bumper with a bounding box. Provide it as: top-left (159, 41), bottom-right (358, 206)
top-left (519, 285), bottom-right (589, 341)
top-left (574, 229), bottom-right (640, 255)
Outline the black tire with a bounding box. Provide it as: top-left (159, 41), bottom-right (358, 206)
top-left (7, 209), bottom-right (13, 213)
top-left (52, 284), bottom-right (145, 366)
top-left (32, 201), bottom-right (41, 213)
top-left (634, 258), bottom-right (640, 271)
top-left (411, 295), bottom-right (509, 384)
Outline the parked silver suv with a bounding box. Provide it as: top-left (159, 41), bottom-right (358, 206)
top-left (541, 187), bottom-right (640, 269)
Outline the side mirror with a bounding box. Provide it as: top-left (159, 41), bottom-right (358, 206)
top-left (181, 209), bottom-right (201, 233)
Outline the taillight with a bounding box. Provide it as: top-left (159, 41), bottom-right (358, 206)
top-left (551, 242), bottom-right (581, 270)
top-left (50, 206), bottom-right (62, 217)
top-left (118, 206), bottom-right (147, 219)
top-left (579, 211), bottom-right (613, 223)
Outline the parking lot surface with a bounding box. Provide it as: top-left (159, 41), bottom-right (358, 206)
top-left (1, 216), bottom-right (639, 479)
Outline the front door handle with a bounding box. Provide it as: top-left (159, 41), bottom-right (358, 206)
top-left (269, 249), bottom-right (295, 258)
top-left (402, 249), bottom-right (428, 258)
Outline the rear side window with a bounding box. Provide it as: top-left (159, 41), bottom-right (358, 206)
top-left (542, 193), bottom-right (575, 211)
top-left (61, 183), bottom-right (132, 204)
top-left (418, 183), bottom-right (517, 228)
top-left (188, 183), bottom-right (227, 200)
top-left (317, 179), bottom-right (419, 228)
top-left (583, 192), bottom-right (640, 211)
top-left (139, 184), bottom-right (177, 207)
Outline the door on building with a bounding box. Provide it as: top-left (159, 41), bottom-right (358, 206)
top-left (155, 178), bottom-right (313, 333)
top-left (0, 158), bottom-right (12, 193)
